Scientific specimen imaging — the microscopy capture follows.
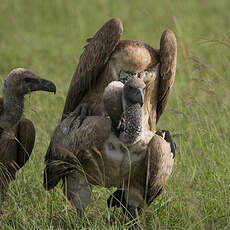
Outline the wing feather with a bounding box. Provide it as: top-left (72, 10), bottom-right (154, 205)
top-left (16, 118), bottom-right (35, 168)
top-left (145, 134), bottom-right (174, 205)
top-left (62, 18), bottom-right (123, 120)
top-left (156, 30), bottom-right (177, 123)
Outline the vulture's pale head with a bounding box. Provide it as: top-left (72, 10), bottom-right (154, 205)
top-left (2, 68), bottom-right (56, 96)
top-left (123, 78), bottom-right (146, 107)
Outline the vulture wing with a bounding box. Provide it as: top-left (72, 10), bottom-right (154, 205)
top-left (145, 134), bottom-right (174, 205)
top-left (156, 30), bottom-right (177, 123)
top-left (0, 118), bottom-right (35, 205)
top-left (16, 118), bottom-right (35, 168)
top-left (62, 18), bottom-right (123, 120)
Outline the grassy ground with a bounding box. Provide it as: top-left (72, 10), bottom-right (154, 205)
top-left (0, 0), bottom-right (230, 229)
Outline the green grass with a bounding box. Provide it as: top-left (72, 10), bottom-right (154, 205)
top-left (0, 0), bottom-right (230, 229)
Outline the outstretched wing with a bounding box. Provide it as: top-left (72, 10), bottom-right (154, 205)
top-left (62, 18), bottom-right (123, 120)
top-left (156, 30), bottom-right (177, 123)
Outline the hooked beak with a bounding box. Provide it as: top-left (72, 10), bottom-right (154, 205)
top-left (136, 88), bottom-right (145, 107)
top-left (29, 78), bottom-right (56, 93)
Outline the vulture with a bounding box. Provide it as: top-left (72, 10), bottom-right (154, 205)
top-left (44, 78), bottom-right (175, 220)
top-left (0, 68), bottom-right (56, 209)
top-left (44, 17), bottom-right (177, 222)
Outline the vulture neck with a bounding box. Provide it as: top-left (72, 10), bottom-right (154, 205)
top-left (0, 90), bottom-right (25, 130)
top-left (120, 92), bottom-right (143, 144)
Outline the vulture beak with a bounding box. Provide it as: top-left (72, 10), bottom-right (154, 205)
top-left (29, 78), bottom-right (56, 94)
top-left (136, 88), bottom-right (145, 107)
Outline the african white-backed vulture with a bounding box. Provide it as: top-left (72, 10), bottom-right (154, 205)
top-left (44, 17), bottom-right (177, 222)
top-left (44, 77), bottom-right (175, 221)
top-left (0, 68), bottom-right (56, 209)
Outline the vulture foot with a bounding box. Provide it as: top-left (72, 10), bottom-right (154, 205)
top-left (156, 129), bottom-right (176, 158)
top-left (107, 189), bottom-right (142, 229)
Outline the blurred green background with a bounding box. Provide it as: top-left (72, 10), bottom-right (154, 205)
top-left (0, 0), bottom-right (230, 229)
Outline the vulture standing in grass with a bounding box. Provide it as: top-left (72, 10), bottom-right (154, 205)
top-left (44, 17), bottom-right (177, 221)
top-left (0, 68), bottom-right (56, 209)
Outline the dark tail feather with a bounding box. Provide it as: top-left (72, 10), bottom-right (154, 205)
top-left (43, 161), bottom-right (75, 190)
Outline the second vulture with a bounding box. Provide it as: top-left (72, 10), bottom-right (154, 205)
top-left (0, 68), bottom-right (56, 210)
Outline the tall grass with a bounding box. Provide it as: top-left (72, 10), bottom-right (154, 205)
top-left (0, 0), bottom-right (230, 229)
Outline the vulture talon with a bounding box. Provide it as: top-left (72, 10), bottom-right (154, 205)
top-left (156, 129), bottom-right (176, 158)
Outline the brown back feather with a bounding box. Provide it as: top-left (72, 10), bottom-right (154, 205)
top-left (62, 18), bottom-right (123, 120)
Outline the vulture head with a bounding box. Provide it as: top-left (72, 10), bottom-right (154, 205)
top-left (104, 77), bottom-right (146, 143)
top-left (2, 68), bottom-right (56, 97)
top-left (123, 77), bottom-right (146, 107)
top-left (0, 68), bottom-right (56, 130)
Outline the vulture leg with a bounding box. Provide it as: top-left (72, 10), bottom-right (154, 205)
top-left (16, 118), bottom-right (35, 168)
top-left (107, 189), bottom-right (126, 208)
top-left (107, 189), bottom-right (141, 228)
top-left (64, 171), bottom-right (92, 217)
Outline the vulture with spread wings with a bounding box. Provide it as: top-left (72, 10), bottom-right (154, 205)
top-left (44, 18), bottom-right (177, 222)
top-left (61, 17), bottom-right (176, 129)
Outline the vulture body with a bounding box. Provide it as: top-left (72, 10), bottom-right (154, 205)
top-left (0, 68), bottom-right (56, 209)
top-left (44, 78), bottom-right (175, 219)
top-left (44, 17), bottom-right (176, 221)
